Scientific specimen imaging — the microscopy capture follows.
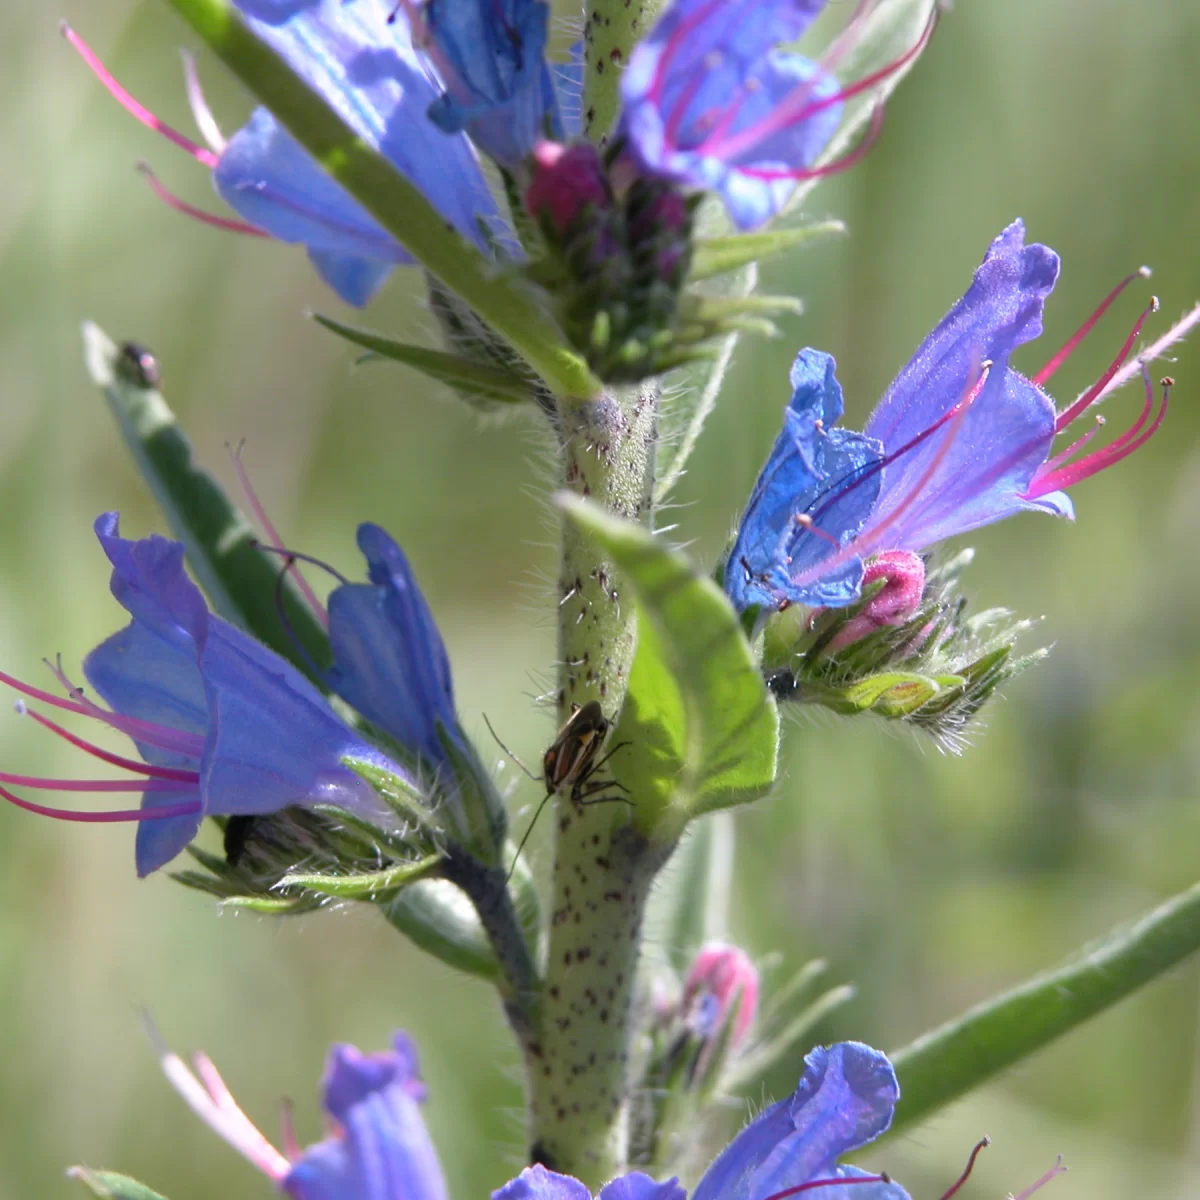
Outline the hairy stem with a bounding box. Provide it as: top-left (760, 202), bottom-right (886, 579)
top-left (582, 0), bottom-right (667, 144)
top-left (527, 386), bottom-right (659, 1184)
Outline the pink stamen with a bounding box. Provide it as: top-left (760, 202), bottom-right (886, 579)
top-left (1026, 369), bottom-right (1169, 497)
top-left (701, 5), bottom-right (936, 163)
top-left (1032, 267), bottom-right (1151, 386)
top-left (793, 512), bottom-right (841, 549)
top-left (61, 23), bottom-right (219, 169)
top-left (737, 102), bottom-right (885, 182)
top-left (0, 772), bottom-right (192, 793)
top-left (138, 163), bottom-right (270, 238)
top-left (1052, 295), bottom-right (1159, 432)
top-left (161, 1049), bottom-right (291, 1182)
top-left (0, 782), bottom-right (200, 824)
top-left (790, 360), bottom-right (991, 590)
top-left (181, 50), bottom-right (227, 155)
top-left (938, 1136), bottom-right (990, 1200)
top-left (1091, 300), bottom-right (1200, 403)
top-left (760, 1173), bottom-right (893, 1200)
top-left (1011, 1156), bottom-right (1067, 1200)
top-left (1041, 415), bottom-right (1104, 472)
top-left (40, 660), bottom-right (204, 756)
top-left (229, 445), bottom-right (329, 628)
top-left (21, 706), bottom-right (198, 781)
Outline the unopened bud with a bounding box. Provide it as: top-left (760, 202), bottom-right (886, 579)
top-left (525, 141), bottom-right (613, 239)
top-left (824, 550), bottom-right (926, 651)
top-left (682, 941), bottom-right (759, 1050)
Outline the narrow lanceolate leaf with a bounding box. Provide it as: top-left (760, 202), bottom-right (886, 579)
top-left (784, 0), bottom-right (939, 221)
top-left (160, 0), bottom-right (599, 402)
top-left (690, 221), bottom-right (846, 281)
top-left (280, 853), bottom-right (444, 901)
top-left (311, 313), bottom-right (535, 405)
top-left (82, 322), bottom-right (329, 684)
top-left (888, 877), bottom-right (1200, 1134)
top-left (560, 497), bottom-right (779, 843)
top-left (68, 1168), bottom-right (170, 1200)
top-left (384, 878), bottom-right (501, 981)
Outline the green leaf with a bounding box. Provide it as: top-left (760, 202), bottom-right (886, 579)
top-left (68, 1168), bottom-right (170, 1199)
top-left (311, 313), bottom-right (535, 405)
top-left (560, 497), bottom-right (779, 842)
top-left (784, 0), bottom-right (939, 220)
top-left (383, 878), bottom-right (501, 981)
top-left (797, 671), bottom-right (966, 718)
top-left (82, 322), bottom-right (329, 683)
top-left (159, 0), bottom-right (598, 401)
top-left (690, 221), bottom-right (846, 281)
top-left (888, 876), bottom-right (1200, 1135)
top-left (280, 853), bottom-right (443, 900)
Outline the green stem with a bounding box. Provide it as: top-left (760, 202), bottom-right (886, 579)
top-left (888, 877), bottom-right (1200, 1134)
top-left (527, 385), bottom-right (660, 1184)
top-left (581, 0), bottom-right (667, 144)
top-left (160, 0), bottom-right (599, 400)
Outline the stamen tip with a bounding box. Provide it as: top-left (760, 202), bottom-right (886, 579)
top-left (1162, 375), bottom-right (1175, 387)
top-left (58, 18), bottom-right (71, 36)
top-left (1138, 264), bottom-right (1152, 278)
top-left (1151, 295), bottom-right (1161, 312)
top-left (12, 699), bottom-right (26, 715)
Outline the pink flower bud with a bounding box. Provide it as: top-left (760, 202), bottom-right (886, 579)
top-left (682, 941), bottom-right (759, 1049)
top-left (525, 141), bottom-right (613, 238)
top-left (825, 550), bottom-right (926, 651)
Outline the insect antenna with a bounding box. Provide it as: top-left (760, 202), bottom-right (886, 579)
top-left (506, 791), bottom-right (554, 883)
top-left (482, 714), bottom-right (541, 782)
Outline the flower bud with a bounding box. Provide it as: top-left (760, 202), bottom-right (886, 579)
top-left (682, 941), bottom-right (759, 1050)
top-left (525, 141), bottom-right (614, 240)
top-left (823, 550), bottom-right (926, 652)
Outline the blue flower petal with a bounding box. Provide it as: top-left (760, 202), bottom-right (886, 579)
top-left (286, 1033), bottom-right (447, 1200)
top-left (424, 0), bottom-right (557, 166)
top-left (599, 1172), bottom-right (687, 1200)
top-left (308, 248), bottom-right (401, 308)
top-left (861, 221), bottom-right (1061, 549)
top-left (493, 1166), bottom-right (592, 1200)
top-left (726, 350), bottom-right (883, 611)
top-left (621, 0), bottom-right (835, 226)
top-left (692, 1043), bottom-right (899, 1200)
top-left (326, 524), bottom-right (461, 767)
top-left (799, 1166), bottom-right (911, 1200)
top-left (134, 791), bottom-right (204, 879)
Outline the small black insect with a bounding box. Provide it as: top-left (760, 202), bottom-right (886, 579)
top-left (223, 815), bottom-right (257, 867)
top-left (116, 341), bottom-right (162, 389)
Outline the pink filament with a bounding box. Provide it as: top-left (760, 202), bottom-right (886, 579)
top-left (738, 102), bottom-right (885, 182)
top-left (760, 1174), bottom-right (892, 1200)
top-left (0, 782), bottom-right (200, 824)
top-left (61, 23), bottom-right (219, 169)
top-left (939, 1137), bottom-right (990, 1200)
top-left (649, 0), bottom-right (725, 108)
top-left (138, 164), bottom-right (270, 238)
top-left (181, 50), bottom-right (227, 155)
top-left (1052, 295), bottom-right (1159, 432)
top-left (1026, 368), bottom-right (1168, 497)
top-left (1041, 415), bottom-right (1104, 472)
top-left (229, 446), bottom-right (329, 628)
top-left (22, 707), bottom-right (198, 781)
top-left (1012, 1156), bottom-right (1067, 1200)
top-left (1032, 267), bottom-right (1151, 386)
top-left (0, 772), bottom-right (192, 793)
top-left (700, 6), bottom-right (936, 164)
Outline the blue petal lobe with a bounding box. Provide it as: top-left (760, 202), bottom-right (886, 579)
top-left (726, 351), bottom-right (882, 611)
top-left (286, 1033), bottom-right (447, 1200)
top-left (692, 1043), bottom-right (899, 1200)
top-left (493, 1166), bottom-right (592, 1200)
top-left (308, 247), bottom-right (400, 307)
top-left (326, 524), bottom-right (460, 766)
top-left (134, 791), bottom-right (204, 878)
top-left (599, 1173), bottom-right (687, 1200)
top-left (860, 221), bottom-right (1061, 549)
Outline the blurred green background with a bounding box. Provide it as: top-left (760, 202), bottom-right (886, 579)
top-left (2, 1), bottom-right (1199, 1197)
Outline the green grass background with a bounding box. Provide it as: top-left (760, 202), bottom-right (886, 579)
top-left (2, 1), bottom-right (1199, 1197)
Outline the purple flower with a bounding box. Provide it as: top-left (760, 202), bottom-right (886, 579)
top-left (159, 1030), bottom-right (448, 1200)
top-left (619, 0), bottom-right (936, 230)
top-left (497, 1044), bottom-right (908, 1200)
top-left (408, 0), bottom-right (565, 168)
top-left (727, 221), bottom-right (1170, 612)
top-left (64, 6), bottom-right (500, 305)
top-left (0, 514), bottom-right (409, 876)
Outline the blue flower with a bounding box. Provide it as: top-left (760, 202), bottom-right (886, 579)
top-left (496, 1044), bottom-right (908, 1200)
top-left (326, 524), bottom-right (465, 774)
top-left (727, 221), bottom-right (1170, 612)
top-left (0, 514), bottom-right (409, 876)
top-left (157, 1029), bottom-right (449, 1200)
top-left (64, 6), bottom-right (501, 306)
top-left (415, 0), bottom-right (564, 167)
